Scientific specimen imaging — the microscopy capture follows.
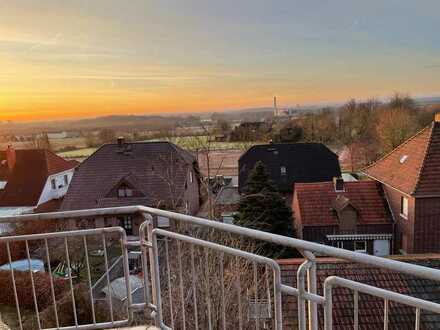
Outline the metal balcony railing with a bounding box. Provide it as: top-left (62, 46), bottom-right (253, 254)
top-left (0, 206), bottom-right (439, 329)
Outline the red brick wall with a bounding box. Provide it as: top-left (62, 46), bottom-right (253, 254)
top-left (383, 185), bottom-right (415, 253)
top-left (414, 197), bottom-right (440, 253)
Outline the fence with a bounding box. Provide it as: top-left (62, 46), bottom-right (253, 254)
top-left (0, 206), bottom-right (440, 329)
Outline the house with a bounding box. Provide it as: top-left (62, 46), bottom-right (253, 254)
top-left (279, 256), bottom-right (440, 328)
top-left (213, 185), bottom-right (240, 223)
top-left (293, 178), bottom-right (393, 256)
top-left (363, 115), bottom-right (440, 254)
top-left (239, 143), bottom-right (341, 194)
top-left (60, 139), bottom-right (200, 236)
top-left (0, 146), bottom-right (76, 218)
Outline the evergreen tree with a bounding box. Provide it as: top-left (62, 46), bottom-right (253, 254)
top-left (235, 161), bottom-right (293, 257)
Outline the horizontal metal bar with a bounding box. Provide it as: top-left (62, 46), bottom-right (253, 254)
top-left (325, 276), bottom-right (440, 314)
top-left (280, 285), bottom-right (325, 305)
top-left (0, 226), bottom-right (125, 242)
top-left (44, 319), bottom-right (129, 330)
top-left (3, 205), bottom-right (440, 283)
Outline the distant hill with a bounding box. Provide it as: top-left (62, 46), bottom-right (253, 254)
top-left (2, 95), bottom-right (439, 135)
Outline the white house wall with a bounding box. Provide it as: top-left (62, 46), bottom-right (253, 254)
top-left (37, 168), bottom-right (75, 206)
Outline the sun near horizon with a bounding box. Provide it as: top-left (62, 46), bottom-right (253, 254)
top-left (1, 1), bottom-right (439, 122)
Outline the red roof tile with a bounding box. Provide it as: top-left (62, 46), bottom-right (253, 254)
top-left (0, 150), bottom-right (76, 207)
top-left (280, 256), bottom-right (440, 329)
top-left (363, 122), bottom-right (440, 196)
top-left (294, 181), bottom-right (392, 226)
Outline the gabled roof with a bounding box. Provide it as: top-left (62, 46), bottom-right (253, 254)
top-left (294, 181), bottom-right (392, 226)
top-left (60, 141), bottom-right (196, 211)
top-left (363, 122), bottom-right (440, 196)
top-left (239, 143), bottom-right (341, 192)
top-left (280, 256), bottom-right (440, 329)
top-left (0, 150), bottom-right (76, 207)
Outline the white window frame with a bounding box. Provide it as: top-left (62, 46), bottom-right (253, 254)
top-left (354, 241), bottom-right (367, 253)
top-left (400, 196), bottom-right (409, 219)
top-left (51, 178), bottom-right (57, 190)
top-left (336, 241), bottom-right (344, 249)
top-left (64, 174), bottom-right (69, 185)
top-left (118, 186), bottom-right (133, 198)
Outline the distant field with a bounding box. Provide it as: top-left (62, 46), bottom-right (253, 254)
top-left (58, 147), bottom-right (97, 159)
top-left (58, 136), bottom-right (259, 159)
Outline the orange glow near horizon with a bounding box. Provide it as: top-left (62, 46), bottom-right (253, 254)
top-left (1, 1), bottom-right (439, 122)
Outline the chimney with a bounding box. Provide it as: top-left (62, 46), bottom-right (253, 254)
top-left (333, 177), bottom-right (345, 192)
top-left (6, 145), bottom-right (16, 172)
top-left (435, 112), bottom-right (440, 123)
top-left (117, 137), bottom-right (125, 147)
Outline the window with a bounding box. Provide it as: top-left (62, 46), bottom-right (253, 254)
top-left (51, 178), bottom-right (56, 190)
top-left (280, 166), bottom-right (287, 175)
top-left (118, 185), bottom-right (133, 198)
top-left (400, 196), bottom-right (409, 219)
top-left (119, 216), bottom-right (133, 235)
top-left (222, 215), bottom-right (234, 224)
top-left (354, 241), bottom-right (367, 253)
top-left (64, 175), bottom-right (69, 185)
top-left (336, 241), bottom-right (344, 249)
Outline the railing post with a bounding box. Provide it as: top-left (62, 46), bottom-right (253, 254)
top-left (141, 213), bottom-right (160, 326)
top-left (323, 280), bottom-right (333, 330)
top-left (305, 253), bottom-right (318, 330)
top-left (297, 260), bottom-right (310, 330)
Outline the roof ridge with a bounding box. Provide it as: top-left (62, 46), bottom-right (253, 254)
top-left (362, 123), bottom-right (433, 174)
top-left (412, 122), bottom-right (435, 194)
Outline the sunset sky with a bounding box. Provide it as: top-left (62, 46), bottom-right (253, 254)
top-left (1, 0), bottom-right (439, 121)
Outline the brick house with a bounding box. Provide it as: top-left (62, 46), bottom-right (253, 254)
top-left (363, 116), bottom-right (440, 254)
top-left (60, 139), bottom-right (200, 237)
top-left (293, 179), bottom-right (393, 256)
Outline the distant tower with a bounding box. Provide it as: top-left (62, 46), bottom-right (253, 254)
top-left (273, 96), bottom-right (278, 116)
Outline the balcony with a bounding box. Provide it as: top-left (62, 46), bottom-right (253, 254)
top-left (0, 206), bottom-right (439, 329)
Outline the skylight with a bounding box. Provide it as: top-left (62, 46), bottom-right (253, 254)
top-left (400, 155), bottom-right (409, 164)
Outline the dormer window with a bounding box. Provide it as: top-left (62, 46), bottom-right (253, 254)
top-left (118, 185), bottom-right (133, 198)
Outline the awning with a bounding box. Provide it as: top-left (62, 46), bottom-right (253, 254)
top-left (327, 234), bottom-right (393, 241)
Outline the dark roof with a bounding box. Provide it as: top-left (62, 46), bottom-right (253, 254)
top-left (294, 181), bottom-right (393, 226)
top-left (363, 122), bottom-right (440, 196)
top-left (239, 143), bottom-right (341, 192)
top-left (280, 256), bottom-right (440, 329)
top-left (0, 150), bottom-right (75, 207)
top-left (60, 141), bottom-right (196, 211)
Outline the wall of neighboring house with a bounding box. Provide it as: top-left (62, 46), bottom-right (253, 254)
top-left (414, 197), bottom-right (440, 253)
top-left (183, 167), bottom-right (200, 215)
top-left (382, 185), bottom-right (415, 254)
top-left (38, 168), bottom-right (75, 206)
